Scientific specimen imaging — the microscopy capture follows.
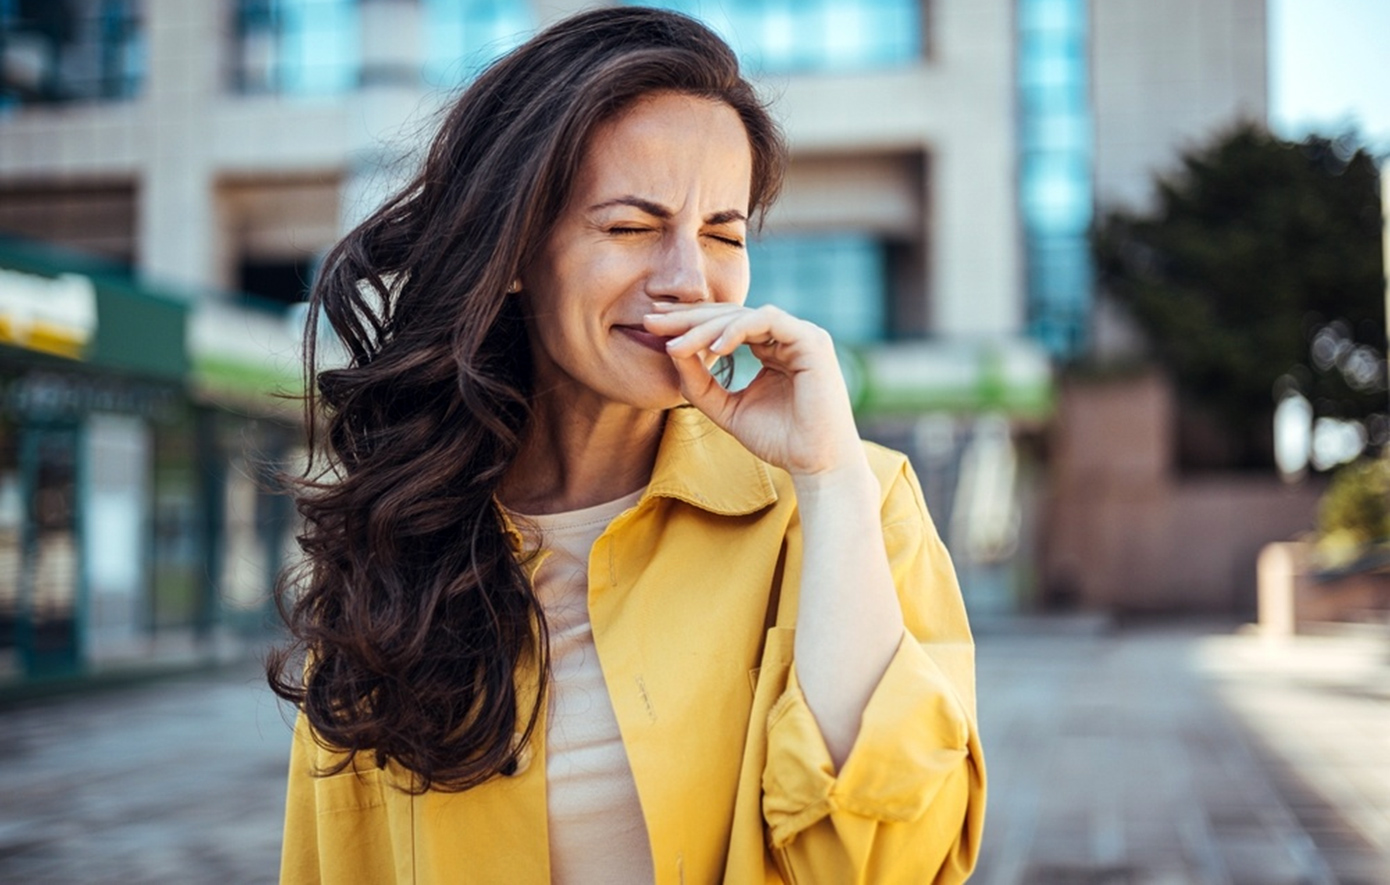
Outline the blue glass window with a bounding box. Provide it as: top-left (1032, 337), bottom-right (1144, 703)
top-left (630, 0), bottom-right (922, 73)
top-left (1021, 114), bottom-right (1089, 155)
top-left (1018, 41), bottom-right (1084, 92)
top-left (1029, 239), bottom-right (1090, 304)
top-left (423, 0), bottom-right (533, 87)
top-left (747, 234), bottom-right (887, 345)
top-left (1018, 0), bottom-right (1085, 34)
top-left (0, 0), bottom-right (143, 112)
top-left (233, 0), bottom-right (359, 96)
top-left (1021, 155), bottom-right (1091, 231)
top-left (1018, 0), bottom-right (1092, 357)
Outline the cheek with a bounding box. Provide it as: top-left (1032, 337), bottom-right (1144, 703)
top-left (531, 256), bottom-right (619, 334)
top-left (588, 251), bottom-right (645, 295)
top-left (720, 259), bottom-right (751, 305)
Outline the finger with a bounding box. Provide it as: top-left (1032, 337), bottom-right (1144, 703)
top-left (642, 304), bottom-right (744, 335)
top-left (670, 350), bottom-right (734, 420)
top-left (660, 313), bottom-right (746, 359)
top-left (647, 301), bottom-right (742, 315)
top-left (703, 305), bottom-right (808, 355)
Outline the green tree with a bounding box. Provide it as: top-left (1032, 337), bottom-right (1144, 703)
top-left (1317, 457), bottom-right (1390, 566)
top-left (1093, 123), bottom-right (1385, 470)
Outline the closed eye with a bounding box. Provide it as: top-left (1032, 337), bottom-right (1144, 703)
top-left (708, 234), bottom-right (745, 249)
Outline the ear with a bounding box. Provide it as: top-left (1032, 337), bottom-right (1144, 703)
top-left (507, 278), bottom-right (522, 294)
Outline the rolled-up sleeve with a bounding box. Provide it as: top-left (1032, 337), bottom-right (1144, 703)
top-left (760, 455), bottom-right (987, 884)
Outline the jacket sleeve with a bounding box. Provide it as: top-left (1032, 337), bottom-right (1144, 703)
top-left (281, 712), bottom-right (399, 885)
top-left (761, 455), bottom-right (986, 884)
top-left (281, 713), bottom-right (323, 883)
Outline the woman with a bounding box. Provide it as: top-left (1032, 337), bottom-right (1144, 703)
top-left (270, 7), bottom-right (984, 884)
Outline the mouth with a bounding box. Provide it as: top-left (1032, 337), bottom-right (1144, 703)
top-left (614, 324), bottom-right (674, 354)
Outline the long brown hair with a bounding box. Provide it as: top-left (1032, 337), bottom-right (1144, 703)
top-left (267, 7), bottom-right (787, 793)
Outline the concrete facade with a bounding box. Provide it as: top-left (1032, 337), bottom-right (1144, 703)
top-left (1091, 0), bottom-right (1268, 212)
top-left (0, 0), bottom-right (1273, 333)
top-left (1043, 371), bottom-right (1326, 615)
top-left (0, 0), bottom-right (1026, 342)
top-left (772, 0), bottom-right (1023, 338)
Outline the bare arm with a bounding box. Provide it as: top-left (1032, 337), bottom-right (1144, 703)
top-left (789, 457), bottom-right (905, 765)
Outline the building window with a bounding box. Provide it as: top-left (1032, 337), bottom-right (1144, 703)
top-left (237, 257), bottom-right (314, 310)
top-left (1018, 0), bottom-right (1092, 357)
top-left (630, 0), bottom-right (922, 73)
top-left (748, 234), bottom-right (888, 345)
top-left (0, 0), bottom-right (143, 112)
top-left (423, 0), bottom-right (533, 87)
top-left (233, 0), bottom-right (359, 96)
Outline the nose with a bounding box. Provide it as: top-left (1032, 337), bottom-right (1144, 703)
top-left (645, 234), bottom-right (709, 303)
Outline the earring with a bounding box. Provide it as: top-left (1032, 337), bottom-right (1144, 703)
top-left (507, 278), bottom-right (522, 293)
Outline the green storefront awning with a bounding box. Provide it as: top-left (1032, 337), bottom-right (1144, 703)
top-left (0, 236), bottom-right (189, 382)
top-left (849, 339), bottom-right (1054, 419)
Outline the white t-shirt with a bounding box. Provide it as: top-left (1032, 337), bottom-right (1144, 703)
top-left (511, 488), bottom-right (654, 885)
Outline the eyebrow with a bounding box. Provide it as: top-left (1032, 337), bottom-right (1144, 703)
top-left (587, 195), bottom-right (747, 225)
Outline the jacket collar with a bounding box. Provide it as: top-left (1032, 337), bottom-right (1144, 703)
top-left (497, 407), bottom-right (779, 550)
top-left (644, 407), bottom-right (778, 516)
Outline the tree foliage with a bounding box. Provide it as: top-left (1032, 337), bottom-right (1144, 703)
top-left (1093, 123), bottom-right (1386, 470)
top-left (1317, 457), bottom-right (1390, 566)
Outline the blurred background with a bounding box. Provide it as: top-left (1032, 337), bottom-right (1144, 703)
top-left (0, 0), bottom-right (1387, 882)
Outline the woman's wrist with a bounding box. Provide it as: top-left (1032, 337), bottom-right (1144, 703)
top-left (789, 446), bottom-right (878, 502)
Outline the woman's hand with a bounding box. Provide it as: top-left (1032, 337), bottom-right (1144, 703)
top-left (643, 302), bottom-right (864, 478)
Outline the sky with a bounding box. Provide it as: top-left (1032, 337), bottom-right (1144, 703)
top-left (1267, 0), bottom-right (1390, 153)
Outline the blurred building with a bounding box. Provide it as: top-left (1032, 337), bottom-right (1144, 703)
top-left (0, 237), bottom-right (298, 683)
top-left (0, 0), bottom-right (1269, 663)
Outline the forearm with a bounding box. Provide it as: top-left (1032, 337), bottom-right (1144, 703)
top-left (791, 452), bottom-right (906, 767)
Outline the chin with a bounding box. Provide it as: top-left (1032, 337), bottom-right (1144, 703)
top-left (620, 386), bottom-right (685, 412)
top-left (611, 370), bottom-right (684, 411)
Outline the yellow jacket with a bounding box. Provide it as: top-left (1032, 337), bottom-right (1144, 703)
top-left (281, 407), bottom-right (985, 884)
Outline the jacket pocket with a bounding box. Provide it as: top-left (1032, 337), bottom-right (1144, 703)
top-left (311, 767), bottom-right (405, 884)
top-left (314, 764), bottom-right (386, 814)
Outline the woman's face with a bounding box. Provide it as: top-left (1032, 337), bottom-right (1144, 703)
top-left (520, 91), bottom-right (754, 413)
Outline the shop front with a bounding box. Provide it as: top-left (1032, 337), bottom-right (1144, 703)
top-left (0, 239), bottom-right (299, 685)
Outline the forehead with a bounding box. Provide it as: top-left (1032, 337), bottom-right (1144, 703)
top-left (571, 92), bottom-right (754, 208)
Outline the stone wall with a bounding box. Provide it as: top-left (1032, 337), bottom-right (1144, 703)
top-left (1043, 371), bottom-right (1325, 615)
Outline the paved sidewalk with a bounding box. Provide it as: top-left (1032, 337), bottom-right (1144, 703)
top-left (1198, 630), bottom-right (1390, 882)
top-left (0, 625), bottom-right (1387, 883)
top-left (973, 621), bottom-right (1390, 885)
top-left (0, 663), bottom-right (291, 884)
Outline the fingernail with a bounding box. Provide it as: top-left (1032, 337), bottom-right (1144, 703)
top-left (666, 334), bottom-right (685, 348)
top-left (711, 335), bottom-right (726, 351)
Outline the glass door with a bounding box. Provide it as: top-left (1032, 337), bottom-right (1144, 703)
top-left (17, 425), bottom-right (82, 678)
top-left (0, 423), bottom-right (20, 679)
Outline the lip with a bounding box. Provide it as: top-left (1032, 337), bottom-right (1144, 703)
top-left (614, 324), bottom-right (674, 354)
